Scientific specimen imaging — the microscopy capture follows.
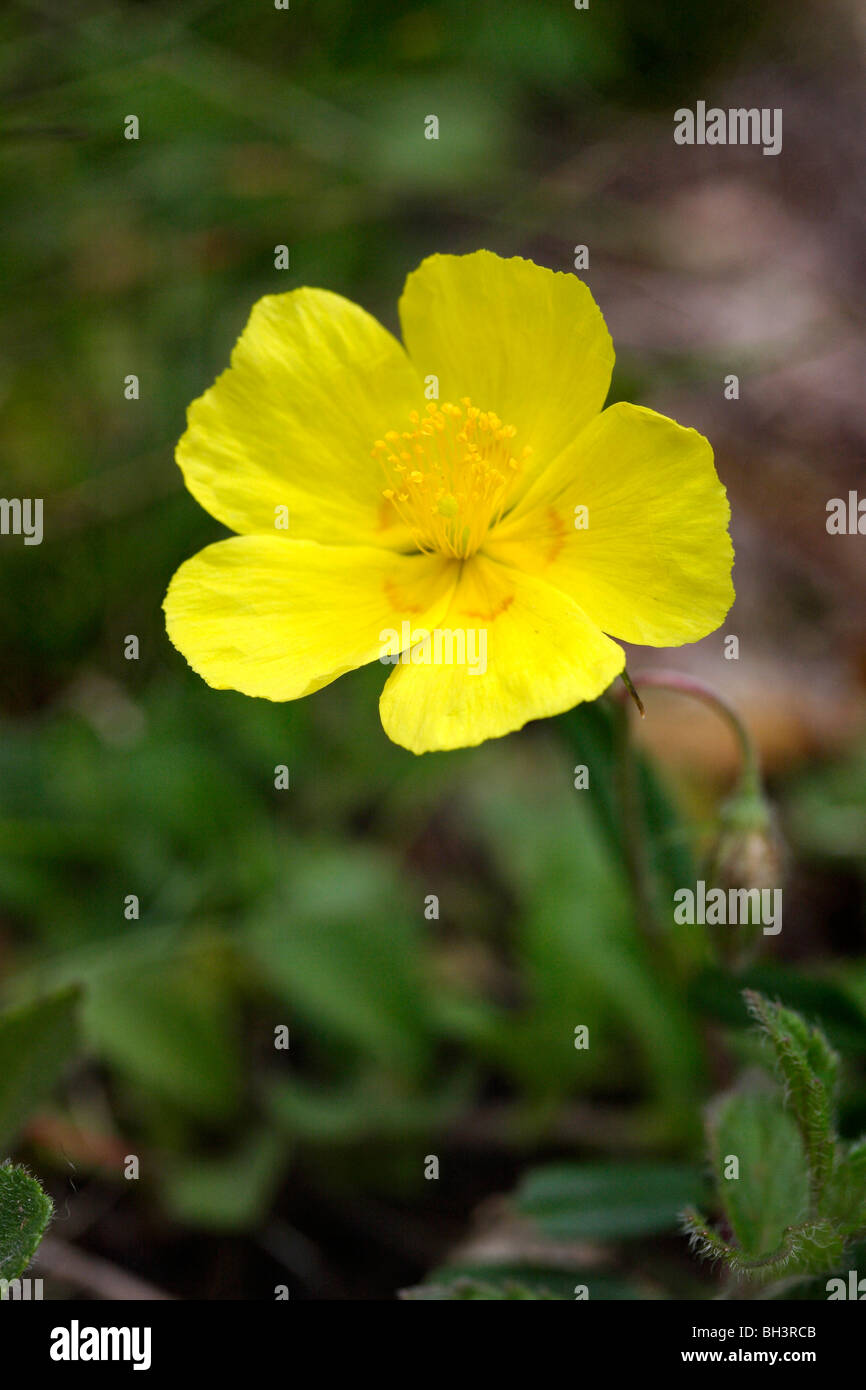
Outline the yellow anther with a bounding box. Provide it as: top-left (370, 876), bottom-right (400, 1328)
top-left (376, 396), bottom-right (525, 558)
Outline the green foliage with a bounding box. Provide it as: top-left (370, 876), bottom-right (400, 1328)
top-left (0, 986), bottom-right (81, 1150)
top-left (683, 991), bottom-right (866, 1285)
top-left (84, 954), bottom-right (241, 1123)
top-left (401, 1263), bottom-right (639, 1301)
top-left (516, 1162), bottom-right (705, 1241)
top-left (825, 1139), bottom-right (866, 1237)
top-left (0, 680), bottom-right (707, 1228)
top-left (0, 1164), bottom-right (52, 1284)
top-left (266, 1071), bottom-right (470, 1144)
top-left (0, 990), bottom-right (78, 1286)
top-left (785, 737), bottom-right (866, 867)
top-left (745, 991), bottom-right (838, 1207)
top-left (460, 722), bottom-right (704, 1130)
top-left (708, 1091), bottom-right (809, 1256)
top-left (161, 1129), bottom-right (286, 1231)
top-left (0, 0), bottom-right (854, 1299)
top-left (692, 964), bottom-right (866, 1056)
top-left (242, 846), bottom-right (436, 1076)
top-left (410, 1164), bottom-right (698, 1301)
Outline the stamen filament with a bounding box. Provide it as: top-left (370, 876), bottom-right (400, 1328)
top-left (375, 399), bottom-right (527, 558)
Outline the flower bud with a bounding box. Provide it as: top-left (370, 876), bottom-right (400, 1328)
top-left (703, 787), bottom-right (786, 966)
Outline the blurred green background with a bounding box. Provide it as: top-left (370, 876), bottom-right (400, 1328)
top-left (1, 0), bottom-right (865, 1299)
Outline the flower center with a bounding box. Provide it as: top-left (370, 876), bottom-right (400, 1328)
top-left (373, 399), bottom-right (531, 559)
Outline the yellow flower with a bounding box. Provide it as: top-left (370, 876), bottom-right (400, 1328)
top-left (164, 251), bottom-right (734, 754)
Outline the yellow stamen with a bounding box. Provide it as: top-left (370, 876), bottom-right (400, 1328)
top-left (376, 398), bottom-right (525, 558)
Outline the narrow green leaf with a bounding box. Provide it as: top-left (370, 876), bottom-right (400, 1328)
top-left (516, 1162), bottom-right (705, 1240)
top-left (465, 749), bottom-right (704, 1119)
top-left (405, 1262), bottom-right (639, 1301)
top-left (265, 1070), bottom-right (468, 1144)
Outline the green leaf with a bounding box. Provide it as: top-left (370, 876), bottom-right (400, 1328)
top-left (265, 1070), bottom-right (469, 1145)
top-left (744, 991), bottom-right (838, 1206)
top-left (682, 1207), bottom-right (740, 1265)
top-left (516, 1162), bottom-right (705, 1240)
top-left (824, 1137), bottom-right (866, 1236)
top-left (464, 743), bottom-right (704, 1120)
top-left (687, 994), bottom-right (858, 1285)
top-left (785, 740), bottom-right (866, 864)
top-left (242, 847), bottom-right (434, 1075)
top-left (0, 1163), bottom-right (52, 1282)
top-left (684, 1207), bottom-right (846, 1283)
top-left (83, 958), bottom-right (240, 1122)
top-left (786, 1222), bottom-right (847, 1275)
top-left (558, 701), bottom-right (702, 946)
top-left (411, 1262), bottom-right (639, 1301)
top-left (160, 1129), bottom-right (285, 1232)
top-left (0, 986), bottom-right (81, 1149)
top-left (708, 1089), bottom-right (810, 1256)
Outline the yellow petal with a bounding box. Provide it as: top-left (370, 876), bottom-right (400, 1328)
top-left (379, 554), bottom-right (624, 753)
top-left (177, 289), bottom-right (422, 547)
top-left (164, 536), bottom-right (457, 700)
top-left (486, 403), bottom-right (734, 646)
top-left (398, 251), bottom-right (614, 497)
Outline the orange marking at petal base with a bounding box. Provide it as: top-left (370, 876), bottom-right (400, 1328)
top-left (383, 577), bottom-right (426, 615)
top-left (541, 506), bottom-right (567, 565)
top-left (459, 591), bottom-right (515, 623)
top-left (458, 589), bottom-right (517, 622)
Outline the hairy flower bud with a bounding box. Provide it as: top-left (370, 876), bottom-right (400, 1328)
top-left (704, 788), bottom-right (786, 966)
